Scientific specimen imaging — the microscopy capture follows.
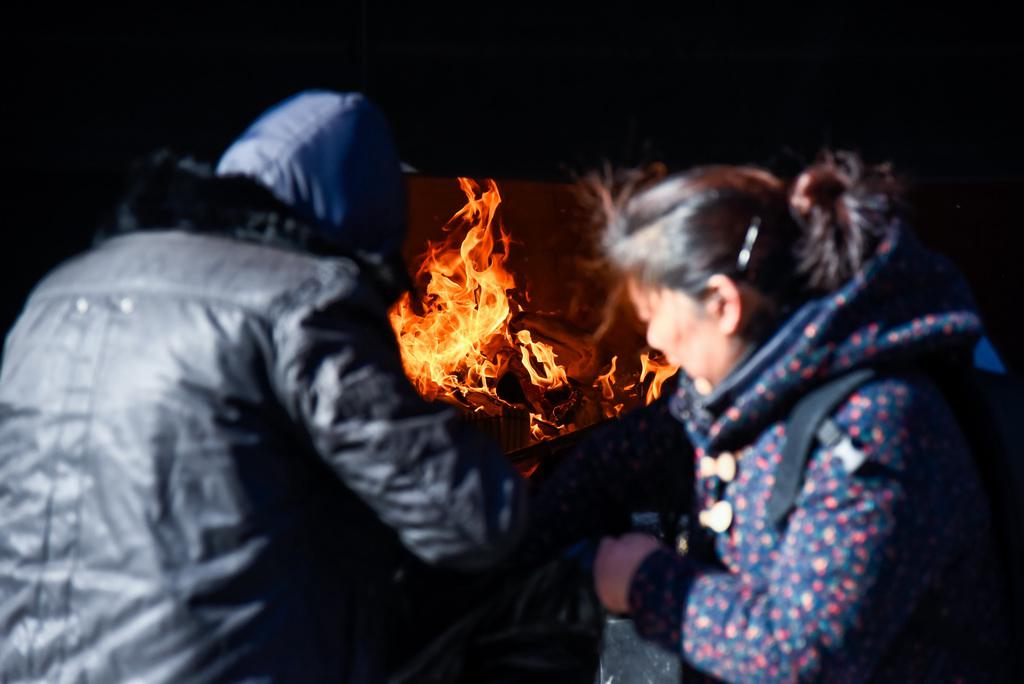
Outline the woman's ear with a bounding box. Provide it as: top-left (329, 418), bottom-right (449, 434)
top-left (704, 274), bottom-right (743, 336)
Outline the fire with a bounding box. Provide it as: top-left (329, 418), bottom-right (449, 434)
top-left (639, 351), bottom-right (679, 404)
top-left (391, 176), bottom-right (680, 450)
top-left (516, 330), bottom-right (569, 389)
top-left (593, 356), bottom-right (625, 418)
top-left (389, 178), bottom-right (514, 403)
top-left (595, 355), bottom-right (618, 400)
top-left (389, 178), bottom-right (572, 439)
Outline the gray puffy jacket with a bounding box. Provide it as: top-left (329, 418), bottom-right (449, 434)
top-left (0, 92), bottom-right (526, 683)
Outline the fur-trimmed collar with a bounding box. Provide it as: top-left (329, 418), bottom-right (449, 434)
top-left (96, 149), bottom-right (411, 302)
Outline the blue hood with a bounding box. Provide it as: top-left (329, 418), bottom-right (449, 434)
top-left (217, 90), bottom-right (406, 258)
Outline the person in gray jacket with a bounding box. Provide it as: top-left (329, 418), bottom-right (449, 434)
top-left (0, 90), bottom-right (527, 683)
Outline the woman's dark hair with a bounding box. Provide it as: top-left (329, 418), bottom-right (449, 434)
top-left (597, 151), bottom-right (903, 320)
top-left (789, 152), bottom-right (903, 291)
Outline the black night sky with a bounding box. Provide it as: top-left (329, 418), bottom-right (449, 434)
top-left (3, 4), bottom-right (1022, 365)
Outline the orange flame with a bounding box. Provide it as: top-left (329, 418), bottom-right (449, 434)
top-left (516, 330), bottom-right (569, 389)
top-left (390, 178), bottom-right (514, 405)
top-left (391, 177), bottom-right (677, 447)
top-left (593, 356), bottom-right (626, 418)
top-left (595, 355), bottom-right (618, 401)
top-left (389, 178), bottom-right (571, 440)
top-left (639, 351), bottom-right (679, 404)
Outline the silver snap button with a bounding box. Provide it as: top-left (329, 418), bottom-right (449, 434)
top-left (119, 297), bottom-right (135, 314)
top-left (75, 298), bottom-right (89, 314)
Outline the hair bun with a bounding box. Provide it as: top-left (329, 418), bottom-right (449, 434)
top-left (789, 161), bottom-right (852, 227)
top-left (787, 151), bottom-right (898, 291)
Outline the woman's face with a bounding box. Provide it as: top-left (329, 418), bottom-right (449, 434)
top-left (626, 277), bottom-right (745, 391)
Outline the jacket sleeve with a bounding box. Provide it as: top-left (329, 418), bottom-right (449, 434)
top-left (627, 375), bottom-right (984, 682)
top-left (519, 396), bottom-right (693, 563)
top-left (269, 273), bottom-right (527, 571)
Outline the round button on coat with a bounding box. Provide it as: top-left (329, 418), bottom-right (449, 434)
top-left (716, 451), bottom-right (737, 483)
top-left (699, 500), bottom-right (733, 533)
top-left (699, 456), bottom-right (717, 478)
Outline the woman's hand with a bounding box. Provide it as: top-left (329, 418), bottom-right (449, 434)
top-left (593, 533), bottom-right (662, 614)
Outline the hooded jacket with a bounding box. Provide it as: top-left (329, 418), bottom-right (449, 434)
top-left (0, 91), bottom-right (526, 683)
top-left (526, 225), bottom-right (1011, 681)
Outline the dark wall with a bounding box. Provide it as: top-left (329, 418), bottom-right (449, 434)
top-left (2, 4), bottom-right (1021, 368)
top-left (909, 182), bottom-right (1022, 371)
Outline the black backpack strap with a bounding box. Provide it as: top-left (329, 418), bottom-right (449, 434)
top-left (766, 368), bottom-right (876, 529)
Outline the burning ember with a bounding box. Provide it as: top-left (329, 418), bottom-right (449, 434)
top-left (390, 177), bottom-right (678, 448)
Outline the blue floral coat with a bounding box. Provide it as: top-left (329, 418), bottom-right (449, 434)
top-left (528, 226), bottom-right (1011, 682)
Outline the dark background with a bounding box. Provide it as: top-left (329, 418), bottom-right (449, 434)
top-left (2, 4), bottom-right (1022, 368)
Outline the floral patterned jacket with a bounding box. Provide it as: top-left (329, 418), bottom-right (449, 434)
top-left (527, 226), bottom-right (1012, 682)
